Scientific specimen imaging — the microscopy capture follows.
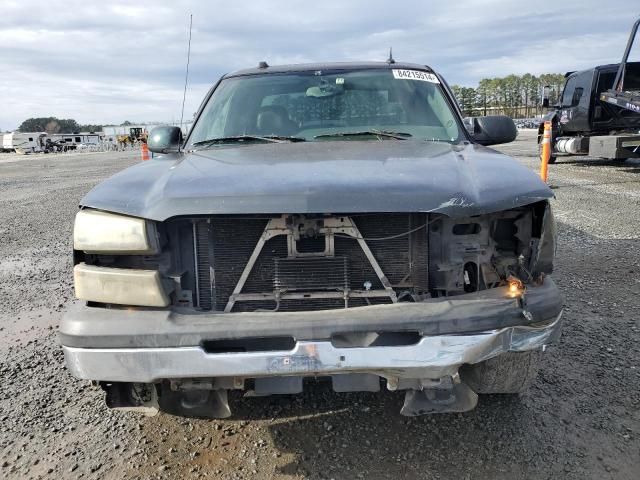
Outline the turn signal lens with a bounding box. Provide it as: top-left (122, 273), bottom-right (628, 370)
top-left (74, 264), bottom-right (169, 307)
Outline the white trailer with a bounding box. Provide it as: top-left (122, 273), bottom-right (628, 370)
top-left (2, 132), bottom-right (47, 154)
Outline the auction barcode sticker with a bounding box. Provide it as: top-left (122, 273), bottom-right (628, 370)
top-left (392, 69), bottom-right (440, 83)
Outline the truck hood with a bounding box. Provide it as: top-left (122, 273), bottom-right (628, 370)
top-left (81, 140), bottom-right (552, 220)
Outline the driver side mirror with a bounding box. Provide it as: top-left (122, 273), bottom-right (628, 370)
top-left (147, 126), bottom-right (183, 154)
top-left (464, 115), bottom-right (517, 146)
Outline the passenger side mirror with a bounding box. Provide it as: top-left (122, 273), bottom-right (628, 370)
top-left (465, 115), bottom-right (517, 146)
top-left (147, 126), bottom-right (183, 154)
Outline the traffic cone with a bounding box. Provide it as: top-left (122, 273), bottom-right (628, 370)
top-left (141, 142), bottom-right (150, 161)
top-left (539, 121), bottom-right (551, 182)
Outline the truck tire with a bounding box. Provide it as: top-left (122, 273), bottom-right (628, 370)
top-left (460, 350), bottom-right (541, 394)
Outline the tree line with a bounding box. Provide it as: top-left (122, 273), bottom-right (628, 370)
top-left (451, 73), bottom-right (566, 118)
top-left (15, 118), bottom-right (142, 134)
top-left (17, 117), bottom-right (103, 134)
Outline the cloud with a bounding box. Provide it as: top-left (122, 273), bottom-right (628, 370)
top-left (0, 0), bottom-right (635, 129)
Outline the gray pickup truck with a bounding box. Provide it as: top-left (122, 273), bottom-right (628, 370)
top-left (60, 61), bottom-right (562, 417)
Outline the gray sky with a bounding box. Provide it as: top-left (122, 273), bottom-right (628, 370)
top-left (0, 0), bottom-right (636, 130)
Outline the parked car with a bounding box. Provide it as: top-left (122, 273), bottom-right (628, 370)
top-left (514, 118), bottom-right (539, 129)
top-left (60, 61), bottom-right (562, 417)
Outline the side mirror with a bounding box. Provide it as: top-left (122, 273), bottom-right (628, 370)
top-left (465, 115), bottom-right (517, 146)
top-left (147, 126), bottom-right (183, 154)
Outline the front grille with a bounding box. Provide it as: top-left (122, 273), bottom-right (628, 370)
top-left (191, 213), bottom-right (428, 312)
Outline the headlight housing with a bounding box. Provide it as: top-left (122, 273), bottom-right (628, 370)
top-left (73, 209), bottom-right (159, 254)
top-left (532, 202), bottom-right (556, 276)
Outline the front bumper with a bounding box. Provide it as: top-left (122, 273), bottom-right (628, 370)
top-left (63, 313), bottom-right (562, 383)
top-left (60, 278), bottom-right (563, 384)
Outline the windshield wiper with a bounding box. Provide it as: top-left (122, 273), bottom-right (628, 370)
top-left (314, 130), bottom-right (412, 140)
top-left (192, 134), bottom-right (306, 148)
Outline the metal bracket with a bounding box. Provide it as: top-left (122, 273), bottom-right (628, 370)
top-left (224, 217), bottom-right (286, 312)
top-left (224, 215), bottom-right (398, 312)
top-left (400, 382), bottom-right (478, 416)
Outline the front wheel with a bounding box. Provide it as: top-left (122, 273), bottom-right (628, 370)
top-left (460, 350), bottom-right (541, 394)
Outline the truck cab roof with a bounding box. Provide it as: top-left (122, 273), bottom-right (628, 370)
top-left (224, 61), bottom-right (436, 78)
top-left (565, 62), bottom-right (640, 78)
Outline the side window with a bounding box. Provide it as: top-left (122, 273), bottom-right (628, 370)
top-left (28, 137), bottom-right (33, 141)
top-left (625, 63), bottom-right (640, 90)
top-left (571, 87), bottom-right (583, 107)
top-left (596, 72), bottom-right (616, 94)
top-left (561, 76), bottom-right (577, 107)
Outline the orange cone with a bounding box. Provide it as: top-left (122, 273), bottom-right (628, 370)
top-left (539, 121), bottom-right (551, 182)
top-left (141, 142), bottom-right (150, 161)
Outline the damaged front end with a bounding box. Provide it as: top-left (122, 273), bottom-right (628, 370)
top-left (62, 200), bottom-right (562, 417)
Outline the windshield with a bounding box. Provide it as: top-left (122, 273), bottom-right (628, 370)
top-left (187, 68), bottom-right (464, 148)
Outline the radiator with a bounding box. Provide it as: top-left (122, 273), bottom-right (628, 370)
top-left (190, 214), bottom-right (428, 312)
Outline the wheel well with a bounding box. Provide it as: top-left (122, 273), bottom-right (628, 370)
top-left (538, 115), bottom-right (558, 143)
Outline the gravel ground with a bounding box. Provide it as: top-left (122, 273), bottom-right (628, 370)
top-left (1, 131), bottom-right (639, 479)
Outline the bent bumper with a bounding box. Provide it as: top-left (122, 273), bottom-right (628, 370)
top-left (60, 278), bottom-right (562, 347)
top-left (60, 278), bottom-right (563, 384)
top-left (63, 311), bottom-right (563, 383)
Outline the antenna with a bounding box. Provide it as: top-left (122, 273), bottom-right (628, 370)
top-left (179, 14), bottom-right (193, 140)
top-left (387, 47), bottom-right (395, 64)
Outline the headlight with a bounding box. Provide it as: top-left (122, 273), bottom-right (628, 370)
top-left (73, 209), bottom-right (158, 254)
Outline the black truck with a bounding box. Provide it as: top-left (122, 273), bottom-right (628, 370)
top-left (538, 17), bottom-right (640, 163)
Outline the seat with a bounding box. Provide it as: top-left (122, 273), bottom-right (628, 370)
top-left (255, 106), bottom-right (298, 136)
